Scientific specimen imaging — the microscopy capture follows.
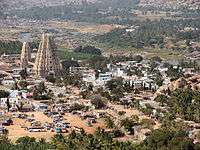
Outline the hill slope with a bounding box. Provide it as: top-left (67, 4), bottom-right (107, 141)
top-left (139, 0), bottom-right (199, 10)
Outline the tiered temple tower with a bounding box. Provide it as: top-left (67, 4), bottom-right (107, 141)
top-left (20, 42), bottom-right (31, 69)
top-left (34, 33), bottom-right (61, 78)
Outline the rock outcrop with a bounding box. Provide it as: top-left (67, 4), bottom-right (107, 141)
top-left (34, 33), bottom-right (61, 78)
top-left (154, 75), bottom-right (200, 98)
top-left (20, 42), bottom-right (31, 69)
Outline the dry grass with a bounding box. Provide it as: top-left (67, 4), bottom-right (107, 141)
top-left (47, 21), bottom-right (124, 34)
top-left (144, 49), bottom-right (185, 60)
top-left (133, 10), bottom-right (182, 21)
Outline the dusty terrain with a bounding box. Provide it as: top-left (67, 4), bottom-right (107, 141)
top-left (6, 112), bottom-right (53, 141)
top-left (5, 111), bottom-right (105, 142)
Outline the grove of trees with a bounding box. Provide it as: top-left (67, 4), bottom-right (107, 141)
top-left (95, 18), bottom-right (200, 49)
top-left (155, 88), bottom-right (200, 123)
top-left (0, 126), bottom-right (199, 150)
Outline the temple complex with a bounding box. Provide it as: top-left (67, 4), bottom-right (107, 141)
top-left (34, 33), bottom-right (61, 78)
top-left (20, 42), bottom-right (31, 69)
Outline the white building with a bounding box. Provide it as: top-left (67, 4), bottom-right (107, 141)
top-left (112, 68), bottom-right (125, 77)
top-left (2, 79), bottom-right (15, 87)
top-left (98, 72), bottom-right (112, 82)
top-left (82, 72), bottom-right (96, 83)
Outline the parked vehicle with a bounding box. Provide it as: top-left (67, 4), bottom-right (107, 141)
top-left (0, 127), bottom-right (8, 134)
top-left (63, 122), bottom-right (71, 128)
top-left (61, 128), bottom-right (68, 133)
top-left (26, 118), bottom-right (35, 122)
top-left (18, 114), bottom-right (28, 119)
top-left (27, 127), bottom-right (45, 132)
top-left (31, 121), bottom-right (41, 126)
top-left (73, 126), bottom-right (83, 134)
top-left (2, 118), bottom-right (13, 126)
top-left (55, 127), bottom-right (62, 133)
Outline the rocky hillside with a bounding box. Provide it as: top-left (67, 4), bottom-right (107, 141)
top-left (155, 75), bottom-right (200, 98)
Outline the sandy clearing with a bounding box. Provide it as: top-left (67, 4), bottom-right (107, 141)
top-left (6, 112), bottom-right (55, 142)
top-left (64, 113), bottom-right (105, 134)
top-left (7, 119), bottom-right (55, 142)
top-left (5, 111), bottom-right (106, 142)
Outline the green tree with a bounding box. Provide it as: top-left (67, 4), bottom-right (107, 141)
top-left (19, 69), bottom-right (28, 79)
top-left (0, 90), bottom-right (9, 98)
top-left (33, 82), bottom-right (49, 100)
top-left (90, 94), bottom-right (106, 109)
top-left (18, 80), bottom-right (28, 90)
top-left (105, 116), bottom-right (114, 129)
top-left (120, 118), bottom-right (135, 134)
top-left (154, 95), bottom-right (168, 106)
top-left (140, 118), bottom-right (155, 130)
top-left (46, 74), bottom-right (56, 84)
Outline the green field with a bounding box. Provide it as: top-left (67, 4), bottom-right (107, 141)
top-left (58, 49), bottom-right (97, 60)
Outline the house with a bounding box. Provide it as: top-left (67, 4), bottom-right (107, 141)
top-left (133, 80), bottom-right (143, 90)
top-left (1, 53), bottom-right (20, 63)
top-left (10, 90), bottom-right (22, 98)
top-left (119, 97), bottom-right (132, 106)
top-left (93, 72), bottom-right (113, 86)
top-left (143, 79), bottom-right (158, 91)
top-left (112, 68), bottom-right (125, 77)
top-left (21, 104), bottom-right (33, 112)
top-left (124, 76), bottom-right (143, 90)
top-left (9, 90), bottom-right (31, 99)
top-left (98, 72), bottom-right (112, 82)
top-left (0, 97), bottom-right (22, 109)
top-left (21, 91), bottom-right (33, 99)
top-left (69, 67), bottom-right (89, 74)
top-left (183, 68), bottom-right (195, 74)
top-left (2, 79), bottom-right (15, 87)
top-left (12, 68), bottom-right (22, 75)
top-left (0, 98), bottom-right (8, 108)
top-left (82, 72), bottom-right (96, 83)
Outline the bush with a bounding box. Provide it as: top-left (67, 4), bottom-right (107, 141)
top-left (69, 103), bottom-right (86, 112)
top-left (0, 90), bottom-right (9, 98)
top-left (118, 111), bottom-right (126, 116)
top-left (90, 94), bottom-right (106, 109)
top-left (46, 74), bottom-right (56, 84)
top-left (112, 129), bottom-right (125, 138)
top-left (140, 118), bottom-right (155, 129)
top-left (74, 45), bottom-right (102, 55)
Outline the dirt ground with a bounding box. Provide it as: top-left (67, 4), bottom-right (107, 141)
top-left (63, 113), bottom-right (106, 134)
top-left (3, 103), bottom-right (160, 142)
top-left (106, 102), bottom-right (160, 130)
top-left (5, 111), bottom-right (106, 142)
top-left (6, 112), bottom-right (54, 142)
top-left (3, 87), bottom-right (160, 142)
